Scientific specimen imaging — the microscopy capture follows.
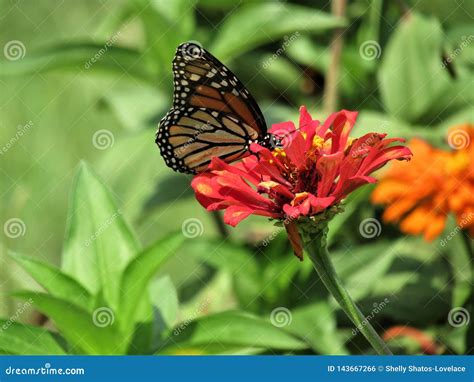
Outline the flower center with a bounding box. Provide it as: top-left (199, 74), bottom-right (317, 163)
top-left (272, 147), bottom-right (287, 158)
top-left (312, 135), bottom-right (324, 149)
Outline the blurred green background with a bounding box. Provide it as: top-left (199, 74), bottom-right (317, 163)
top-left (0, 0), bottom-right (472, 355)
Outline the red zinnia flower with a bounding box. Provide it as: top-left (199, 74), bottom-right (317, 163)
top-left (192, 106), bottom-right (412, 259)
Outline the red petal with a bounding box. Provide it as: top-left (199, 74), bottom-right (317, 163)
top-left (307, 194), bottom-right (336, 214)
top-left (285, 220), bottom-right (304, 261)
top-left (269, 121), bottom-right (297, 135)
top-left (330, 110), bottom-right (358, 153)
top-left (299, 105), bottom-right (320, 135)
top-left (285, 131), bottom-right (307, 168)
top-left (316, 152), bottom-right (343, 197)
top-left (223, 205), bottom-right (255, 226)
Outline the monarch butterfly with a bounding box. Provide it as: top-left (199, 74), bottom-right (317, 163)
top-left (156, 42), bottom-right (277, 174)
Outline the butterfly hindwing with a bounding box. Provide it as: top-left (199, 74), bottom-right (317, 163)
top-left (156, 42), bottom-right (269, 174)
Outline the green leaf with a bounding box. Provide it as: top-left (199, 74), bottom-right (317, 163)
top-left (14, 292), bottom-right (125, 354)
top-left (372, 249), bottom-right (451, 325)
top-left (132, 0), bottom-right (195, 76)
top-left (98, 129), bottom-right (169, 223)
top-left (0, 43), bottom-right (153, 82)
top-left (411, 0), bottom-right (474, 26)
top-left (183, 239), bottom-right (261, 311)
top-left (286, 302), bottom-right (349, 355)
top-left (9, 252), bottom-right (92, 312)
top-left (286, 36), bottom-right (370, 98)
top-left (102, 84), bottom-right (168, 131)
top-left (0, 320), bottom-right (66, 355)
top-left (62, 162), bottom-right (140, 309)
top-left (149, 275), bottom-right (179, 329)
top-left (159, 311), bottom-right (307, 354)
top-left (441, 218), bottom-right (472, 307)
top-left (332, 240), bottom-right (401, 301)
top-left (211, 3), bottom-right (346, 60)
top-left (378, 13), bottom-right (451, 123)
top-left (328, 188), bottom-right (372, 246)
top-left (118, 234), bottom-right (184, 332)
top-left (0, 245), bottom-right (37, 317)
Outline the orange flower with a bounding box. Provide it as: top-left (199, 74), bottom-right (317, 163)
top-left (372, 124), bottom-right (474, 241)
top-left (383, 326), bottom-right (440, 354)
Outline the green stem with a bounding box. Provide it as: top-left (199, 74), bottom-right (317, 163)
top-left (302, 228), bottom-right (392, 355)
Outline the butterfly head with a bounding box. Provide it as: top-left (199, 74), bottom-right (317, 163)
top-left (260, 133), bottom-right (282, 150)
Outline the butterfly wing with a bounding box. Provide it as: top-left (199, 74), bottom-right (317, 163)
top-left (156, 42), bottom-right (268, 174)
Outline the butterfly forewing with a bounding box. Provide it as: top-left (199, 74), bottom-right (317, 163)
top-left (156, 42), bottom-right (269, 174)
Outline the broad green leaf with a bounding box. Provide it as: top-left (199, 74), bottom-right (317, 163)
top-left (62, 162), bottom-right (140, 309)
top-left (9, 252), bottom-right (92, 312)
top-left (434, 107), bottom-right (474, 133)
top-left (286, 36), bottom-right (370, 97)
top-left (103, 84), bottom-right (168, 131)
top-left (98, 129), bottom-right (169, 223)
top-left (441, 218), bottom-right (472, 307)
top-left (0, 245), bottom-right (36, 317)
top-left (445, 24), bottom-right (474, 68)
top-left (378, 13), bottom-right (451, 123)
top-left (211, 3), bottom-right (346, 60)
top-left (286, 302), bottom-right (349, 355)
top-left (0, 43), bottom-right (153, 82)
top-left (0, 320), bottom-right (65, 355)
top-left (356, 0), bottom-right (383, 52)
top-left (149, 275), bottom-right (179, 329)
top-left (183, 239), bottom-right (261, 311)
top-left (373, 253), bottom-right (451, 324)
top-left (332, 240), bottom-right (401, 301)
top-left (328, 188), bottom-right (372, 246)
top-left (410, 0), bottom-right (474, 25)
top-left (14, 292), bottom-right (125, 354)
top-left (256, 54), bottom-right (301, 99)
top-left (159, 311), bottom-right (307, 354)
top-left (118, 234), bottom-right (184, 332)
top-left (131, 0), bottom-right (195, 76)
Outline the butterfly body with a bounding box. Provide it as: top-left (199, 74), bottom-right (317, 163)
top-left (156, 42), bottom-right (275, 174)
